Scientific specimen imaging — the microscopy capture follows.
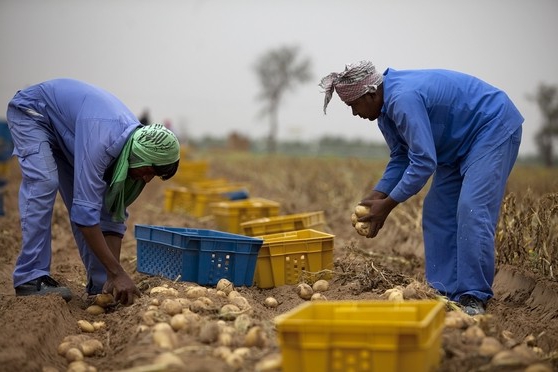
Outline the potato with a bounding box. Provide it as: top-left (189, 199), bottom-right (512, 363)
top-left (263, 297), bottom-right (278, 308)
top-left (150, 286), bottom-right (178, 297)
top-left (218, 332), bottom-right (233, 347)
top-left (152, 325), bottom-right (176, 350)
top-left (153, 322), bottom-right (173, 333)
top-left (254, 353), bottom-right (282, 372)
top-left (216, 278), bottom-right (234, 294)
top-left (141, 309), bottom-right (168, 326)
top-left (354, 221), bottom-right (370, 236)
top-left (220, 304), bottom-right (241, 320)
top-left (512, 344), bottom-right (539, 364)
top-left (312, 279), bottom-right (329, 292)
top-left (85, 305), bottom-right (105, 315)
top-left (57, 341), bottom-right (74, 356)
top-left (244, 326), bottom-right (266, 348)
top-left (92, 293), bottom-right (115, 308)
top-left (233, 347), bottom-right (251, 358)
top-left (161, 299), bottom-right (183, 316)
top-left (199, 321), bottom-right (220, 344)
top-left (79, 339), bottom-right (104, 357)
top-left (170, 313), bottom-right (190, 331)
top-left (185, 286), bottom-right (208, 299)
top-left (310, 293), bottom-right (327, 301)
top-left (354, 204), bottom-right (370, 217)
top-left (225, 353), bottom-right (244, 369)
top-left (65, 347), bottom-right (84, 362)
top-left (213, 346), bottom-right (232, 359)
top-left (230, 296), bottom-right (251, 311)
top-left (444, 310), bottom-right (476, 329)
top-left (67, 361), bottom-right (97, 372)
top-left (190, 298), bottom-right (212, 313)
top-left (92, 321), bottom-right (106, 330)
top-left (154, 352), bottom-right (185, 368)
top-left (234, 313), bottom-right (252, 333)
top-left (77, 320), bottom-right (95, 333)
top-left (227, 290), bottom-right (242, 300)
top-left (479, 337), bottom-right (504, 357)
top-left (491, 350), bottom-right (522, 368)
top-left (350, 213), bottom-right (358, 227)
top-left (387, 290), bottom-right (404, 302)
top-left (296, 283), bottom-right (313, 300)
top-left (462, 325), bottom-right (486, 345)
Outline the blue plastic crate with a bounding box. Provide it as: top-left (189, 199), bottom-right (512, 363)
top-left (134, 224), bottom-right (263, 286)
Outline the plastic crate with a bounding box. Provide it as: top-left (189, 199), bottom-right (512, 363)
top-left (210, 198), bottom-right (281, 234)
top-left (254, 229), bottom-right (334, 289)
top-left (240, 211), bottom-right (326, 236)
top-left (163, 186), bottom-right (192, 213)
top-left (188, 183), bottom-right (249, 217)
top-left (172, 160), bottom-right (209, 185)
top-left (134, 224), bottom-right (263, 286)
top-left (275, 300), bottom-right (445, 372)
top-left (164, 183), bottom-right (249, 217)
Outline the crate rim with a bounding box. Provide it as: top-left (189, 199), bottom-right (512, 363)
top-left (240, 210), bottom-right (325, 226)
top-left (134, 224), bottom-right (264, 244)
top-left (274, 299), bottom-right (445, 328)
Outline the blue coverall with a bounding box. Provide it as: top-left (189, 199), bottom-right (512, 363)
top-left (6, 78), bottom-right (141, 294)
top-left (374, 68), bottom-right (523, 303)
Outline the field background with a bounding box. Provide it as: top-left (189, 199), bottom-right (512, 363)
top-left (0, 152), bottom-right (557, 372)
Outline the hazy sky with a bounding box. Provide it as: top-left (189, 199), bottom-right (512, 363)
top-left (1, 0), bottom-right (557, 155)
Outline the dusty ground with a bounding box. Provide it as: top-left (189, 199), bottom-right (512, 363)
top-left (0, 156), bottom-right (557, 372)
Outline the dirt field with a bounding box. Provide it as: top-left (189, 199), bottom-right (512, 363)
top-left (0, 154), bottom-right (557, 372)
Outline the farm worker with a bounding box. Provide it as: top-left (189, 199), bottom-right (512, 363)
top-left (320, 61), bottom-right (523, 316)
top-left (6, 78), bottom-right (180, 305)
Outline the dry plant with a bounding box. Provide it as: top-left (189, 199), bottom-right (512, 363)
top-left (333, 240), bottom-right (411, 293)
top-left (497, 191), bottom-right (558, 279)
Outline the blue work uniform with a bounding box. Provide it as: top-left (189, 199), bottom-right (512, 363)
top-left (6, 78), bottom-right (141, 294)
top-left (374, 68), bottom-right (523, 303)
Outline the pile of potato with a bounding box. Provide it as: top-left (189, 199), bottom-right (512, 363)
top-left (351, 204), bottom-right (371, 236)
top-left (443, 311), bottom-right (552, 371)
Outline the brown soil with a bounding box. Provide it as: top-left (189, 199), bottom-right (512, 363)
top-left (0, 162), bottom-right (557, 372)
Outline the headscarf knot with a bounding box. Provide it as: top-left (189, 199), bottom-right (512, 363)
top-left (319, 60), bottom-right (383, 114)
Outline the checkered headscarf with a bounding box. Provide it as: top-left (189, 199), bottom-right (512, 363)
top-left (319, 61), bottom-right (383, 114)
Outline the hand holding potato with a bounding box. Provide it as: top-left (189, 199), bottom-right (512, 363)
top-left (353, 195), bottom-right (399, 238)
top-left (102, 272), bottom-right (141, 306)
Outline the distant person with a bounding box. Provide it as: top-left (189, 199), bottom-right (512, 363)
top-left (320, 61), bottom-right (523, 315)
top-left (6, 78), bottom-right (181, 305)
top-left (138, 109), bottom-right (151, 125)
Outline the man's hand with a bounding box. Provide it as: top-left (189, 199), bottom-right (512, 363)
top-left (103, 272), bottom-right (141, 306)
top-left (358, 195), bottom-right (399, 238)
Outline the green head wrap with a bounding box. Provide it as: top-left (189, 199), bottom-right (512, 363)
top-left (105, 124), bottom-right (180, 222)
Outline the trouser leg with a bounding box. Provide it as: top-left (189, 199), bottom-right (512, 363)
top-left (54, 151), bottom-right (107, 295)
top-left (422, 165), bottom-right (462, 297)
top-left (455, 128), bottom-right (521, 302)
top-left (8, 108), bottom-right (59, 287)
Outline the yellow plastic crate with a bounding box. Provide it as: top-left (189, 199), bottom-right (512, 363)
top-left (164, 186), bottom-right (192, 214)
top-left (210, 198), bottom-right (281, 234)
top-left (172, 160), bottom-right (209, 185)
top-left (275, 300), bottom-right (445, 372)
top-left (240, 211), bottom-right (326, 236)
top-left (253, 229), bottom-right (334, 288)
top-left (164, 183), bottom-right (249, 217)
top-left (188, 183), bottom-right (249, 218)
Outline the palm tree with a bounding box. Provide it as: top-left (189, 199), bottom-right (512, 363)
top-left (254, 46), bottom-right (312, 153)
